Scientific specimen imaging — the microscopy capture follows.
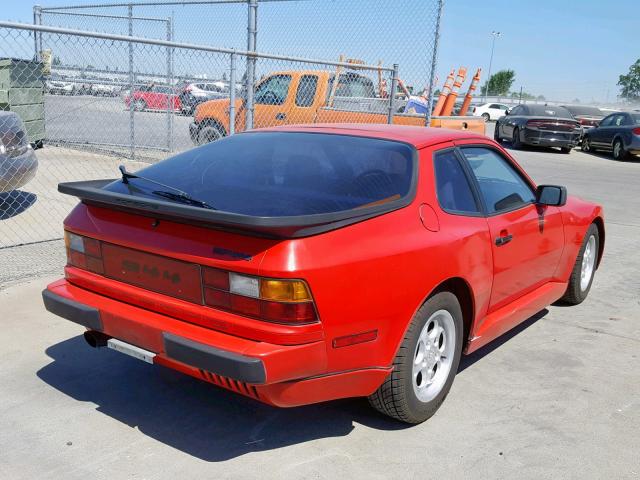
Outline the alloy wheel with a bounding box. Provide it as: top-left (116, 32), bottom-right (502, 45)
top-left (412, 309), bottom-right (456, 403)
top-left (580, 235), bottom-right (596, 291)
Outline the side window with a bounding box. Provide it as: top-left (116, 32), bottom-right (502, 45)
top-left (255, 75), bottom-right (292, 105)
top-left (509, 106), bottom-right (523, 116)
top-left (599, 115), bottom-right (615, 127)
top-left (433, 150), bottom-right (479, 214)
top-left (295, 75), bottom-right (318, 107)
top-left (489, 104), bottom-right (500, 109)
top-left (461, 147), bottom-right (535, 214)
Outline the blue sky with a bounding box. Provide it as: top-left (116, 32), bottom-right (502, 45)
top-left (3, 0), bottom-right (637, 102)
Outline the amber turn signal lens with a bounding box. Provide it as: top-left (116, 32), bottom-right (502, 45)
top-left (259, 279), bottom-right (312, 302)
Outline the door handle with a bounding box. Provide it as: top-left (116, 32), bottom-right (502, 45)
top-left (495, 234), bottom-right (513, 246)
top-left (275, 112), bottom-right (286, 120)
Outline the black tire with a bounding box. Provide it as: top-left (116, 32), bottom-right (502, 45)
top-left (582, 136), bottom-right (592, 153)
top-left (612, 138), bottom-right (629, 161)
top-left (493, 123), bottom-right (501, 142)
top-left (511, 127), bottom-right (522, 149)
top-left (482, 112), bottom-right (490, 122)
top-left (560, 146), bottom-right (572, 154)
top-left (134, 99), bottom-right (146, 112)
top-left (368, 291), bottom-right (463, 424)
top-left (560, 223), bottom-right (599, 305)
top-left (197, 123), bottom-right (226, 145)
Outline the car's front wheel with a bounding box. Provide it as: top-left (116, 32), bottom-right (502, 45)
top-left (582, 136), bottom-right (592, 153)
top-left (197, 123), bottom-right (226, 145)
top-left (368, 291), bottom-right (463, 424)
top-left (134, 99), bottom-right (146, 112)
top-left (560, 223), bottom-right (599, 305)
top-left (482, 112), bottom-right (490, 122)
top-left (560, 146), bottom-right (572, 154)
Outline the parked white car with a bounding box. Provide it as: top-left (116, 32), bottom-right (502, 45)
top-left (91, 83), bottom-right (120, 97)
top-left (46, 80), bottom-right (76, 96)
top-left (472, 102), bottom-right (511, 121)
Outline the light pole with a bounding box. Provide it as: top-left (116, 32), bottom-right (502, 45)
top-left (485, 31), bottom-right (501, 101)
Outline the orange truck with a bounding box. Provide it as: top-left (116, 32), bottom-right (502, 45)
top-left (188, 69), bottom-right (484, 144)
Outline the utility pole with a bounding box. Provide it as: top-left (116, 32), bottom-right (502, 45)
top-left (485, 31), bottom-right (501, 101)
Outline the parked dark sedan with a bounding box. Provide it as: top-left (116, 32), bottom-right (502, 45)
top-left (582, 111), bottom-right (640, 160)
top-left (494, 104), bottom-right (581, 153)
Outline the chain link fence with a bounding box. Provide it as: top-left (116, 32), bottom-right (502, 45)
top-left (0, 0), bottom-right (444, 286)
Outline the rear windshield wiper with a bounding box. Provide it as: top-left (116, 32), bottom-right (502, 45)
top-left (150, 190), bottom-right (216, 210)
top-left (119, 165), bottom-right (216, 210)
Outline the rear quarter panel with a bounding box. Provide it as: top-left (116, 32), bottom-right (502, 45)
top-left (259, 144), bottom-right (493, 373)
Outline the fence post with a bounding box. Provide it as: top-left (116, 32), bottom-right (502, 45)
top-left (33, 5), bottom-right (42, 60)
top-left (387, 64), bottom-right (399, 124)
top-left (245, 0), bottom-right (258, 130)
top-left (166, 15), bottom-right (174, 153)
top-left (229, 52), bottom-right (236, 135)
top-left (128, 4), bottom-right (135, 161)
top-left (425, 0), bottom-right (444, 126)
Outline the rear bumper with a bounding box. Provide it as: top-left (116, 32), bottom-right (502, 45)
top-left (625, 137), bottom-right (640, 155)
top-left (523, 128), bottom-right (579, 147)
top-left (42, 280), bottom-right (390, 406)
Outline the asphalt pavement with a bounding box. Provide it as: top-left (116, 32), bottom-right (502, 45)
top-left (44, 94), bottom-right (194, 154)
top-left (0, 123), bottom-right (639, 479)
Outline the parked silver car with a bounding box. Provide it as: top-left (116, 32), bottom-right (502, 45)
top-left (0, 112), bottom-right (38, 192)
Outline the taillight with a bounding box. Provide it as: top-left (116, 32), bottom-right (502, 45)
top-left (64, 231), bottom-right (104, 274)
top-left (202, 267), bottom-right (318, 324)
top-left (633, 127), bottom-right (640, 135)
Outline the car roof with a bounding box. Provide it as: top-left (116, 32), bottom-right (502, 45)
top-left (259, 123), bottom-right (486, 149)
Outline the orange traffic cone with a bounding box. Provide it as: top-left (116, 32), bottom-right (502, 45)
top-left (441, 67), bottom-right (468, 116)
top-left (458, 68), bottom-right (481, 116)
top-left (431, 69), bottom-right (455, 116)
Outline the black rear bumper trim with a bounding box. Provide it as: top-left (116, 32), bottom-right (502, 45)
top-left (42, 289), bottom-right (103, 331)
top-left (163, 332), bottom-right (266, 384)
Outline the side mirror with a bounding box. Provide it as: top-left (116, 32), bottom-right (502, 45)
top-left (536, 185), bottom-right (567, 207)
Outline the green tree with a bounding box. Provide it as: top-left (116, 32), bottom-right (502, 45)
top-left (618, 59), bottom-right (640, 101)
top-left (481, 70), bottom-right (515, 96)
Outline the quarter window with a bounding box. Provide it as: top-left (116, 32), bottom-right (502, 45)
top-left (433, 150), bottom-right (479, 214)
top-left (461, 147), bottom-right (535, 213)
top-left (295, 75), bottom-right (318, 107)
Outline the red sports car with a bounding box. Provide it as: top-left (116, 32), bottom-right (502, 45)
top-left (43, 124), bottom-right (604, 424)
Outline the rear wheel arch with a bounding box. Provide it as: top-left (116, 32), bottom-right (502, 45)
top-left (431, 278), bottom-right (475, 350)
top-left (592, 216), bottom-right (605, 268)
top-left (395, 277), bottom-right (475, 360)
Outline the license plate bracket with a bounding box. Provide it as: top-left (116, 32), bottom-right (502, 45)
top-left (107, 338), bottom-right (156, 364)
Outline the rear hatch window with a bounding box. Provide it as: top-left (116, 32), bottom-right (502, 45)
top-left (104, 132), bottom-right (416, 216)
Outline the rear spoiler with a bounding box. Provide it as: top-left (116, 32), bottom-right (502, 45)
top-left (58, 179), bottom-right (411, 238)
